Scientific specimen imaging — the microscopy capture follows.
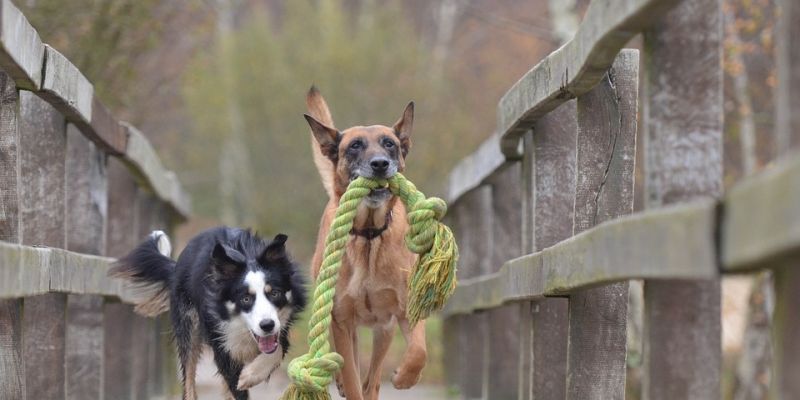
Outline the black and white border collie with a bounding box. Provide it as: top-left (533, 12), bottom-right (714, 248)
top-left (111, 227), bottom-right (307, 400)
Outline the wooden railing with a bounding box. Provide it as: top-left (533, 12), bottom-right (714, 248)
top-left (0, 1), bottom-right (188, 398)
top-left (441, 0), bottom-right (799, 399)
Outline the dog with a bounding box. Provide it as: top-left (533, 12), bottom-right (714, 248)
top-left (110, 227), bottom-right (306, 400)
top-left (304, 86), bottom-right (427, 400)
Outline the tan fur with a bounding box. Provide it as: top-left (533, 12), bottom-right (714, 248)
top-left (306, 86), bottom-right (336, 198)
top-left (307, 88), bottom-right (427, 400)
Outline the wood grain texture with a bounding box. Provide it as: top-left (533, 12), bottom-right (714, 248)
top-left (105, 157), bottom-right (139, 258)
top-left (0, 0), bottom-right (44, 90)
top-left (530, 100), bottom-right (577, 400)
top-left (496, 0), bottom-right (680, 157)
top-left (40, 46), bottom-right (93, 124)
top-left (18, 89), bottom-right (67, 400)
top-left (447, 132), bottom-right (507, 203)
top-left (449, 187), bottom-right (493, 399)
top-left (566, 49), bottom-right (638, 400)
top-left (442, 200), bottom-right (718, 316)
top-left (0, 71), bottom-right (18, 242)
top-left (641, 0), bottom-right (722, 398)
top-left (86, 97), bottom-right (126, 155)
top-left (103, 302), bottom-right (134, 400)
top-left (0, 299), bottom-right (24, 399)
top-left (486, 164), bottom-right (522, 399)
top-left (64, 123), bottom-right (106, 400)
top-left (775, 0), bottom-right (800, 153)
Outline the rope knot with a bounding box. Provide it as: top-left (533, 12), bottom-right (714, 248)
top-left (286, 352), bottom-right (344, 393)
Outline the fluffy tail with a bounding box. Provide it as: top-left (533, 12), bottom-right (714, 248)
top-left (109, 230), bottom-right (175, 317)
top-left (307, 85), bottom-right (336, 198)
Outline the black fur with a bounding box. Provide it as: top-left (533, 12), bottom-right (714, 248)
top-left (112, 227), bottom-right (306, 400)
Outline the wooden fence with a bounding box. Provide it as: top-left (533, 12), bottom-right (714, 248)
top-left (0, 1), bottom-right (189, 399)
top-left (441, 0), bottom-right (799, 399)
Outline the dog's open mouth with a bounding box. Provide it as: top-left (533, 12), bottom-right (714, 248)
top-left (253, 333), bottom-right (279, 354)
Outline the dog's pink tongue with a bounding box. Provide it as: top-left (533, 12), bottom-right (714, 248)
top-left (257, 335), bottom-right (278, 354)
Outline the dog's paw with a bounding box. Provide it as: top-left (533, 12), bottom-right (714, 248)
top-left (336, 374), bottom-right (346, 398)
top-left (391, 367), bottom-right (422, 390)
top-left (236, 365), bottom-right (265, 391)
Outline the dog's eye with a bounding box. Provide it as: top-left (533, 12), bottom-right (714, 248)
top-left (241, 295), bottom-right (253, 304)
top-left (268, 290), bottom-right (283, 299)
top-left (349, 141), bottom-right (363, 150)
top-left (382, 140), bottom-right (395, 149)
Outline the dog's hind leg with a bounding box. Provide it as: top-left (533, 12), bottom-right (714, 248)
top-left (392, 318), bottom-right (427, 390)
top-left (332, 320), bottom-right (363, 400)
top-left (174, 307), bottom-right (202, 400)
top-left (363, 322), bottom-right (395, 400)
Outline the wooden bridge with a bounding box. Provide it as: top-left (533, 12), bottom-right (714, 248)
top-left (0, 0), bottom-right (798, 399)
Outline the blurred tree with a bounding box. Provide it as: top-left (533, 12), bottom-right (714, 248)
top-left (182, 0), bottom-right (477, 259)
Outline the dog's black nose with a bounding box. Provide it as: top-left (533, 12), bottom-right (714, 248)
top-left (260, 319), bottom-right (275, 333)
top-left (370, 157), bottom-right (390, 172)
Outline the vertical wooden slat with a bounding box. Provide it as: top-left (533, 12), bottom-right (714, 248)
top-left (525, 100), bottom-right (578, 399)
top-left (0, 70), bottom-right (23, 400)
top-left (485, 163), bottom-right (522, 400)
top-left (451, 187), bottom-right (493, 399)
top-left (64, 124), bottom-right (107, 400)
top-left (566, 49), bottom-right (639, 400)
top-left (18, 90), bottom-right (68, 400)
top-left (104, 157), bottom-right (139, 400)
top-left (771, 0), bottom-right (800, 398)
top-left (133, 192), bottom-right (157, 400)
top-left (642, 0), bottom-right (723, 398)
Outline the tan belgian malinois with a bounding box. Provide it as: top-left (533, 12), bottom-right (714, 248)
top-left (303, 86), bottom-right (427, 400)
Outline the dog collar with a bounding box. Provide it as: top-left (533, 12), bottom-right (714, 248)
top-left (350, 211), bottom-right (392, 240)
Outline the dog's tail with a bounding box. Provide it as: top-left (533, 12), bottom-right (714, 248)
top-left (307, 85), bottom-right (336, 198)
top-left (109, 230), bottom-right (175, 317)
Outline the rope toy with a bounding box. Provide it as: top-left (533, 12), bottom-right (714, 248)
top-left (279, 173), bottom-right (458, 400)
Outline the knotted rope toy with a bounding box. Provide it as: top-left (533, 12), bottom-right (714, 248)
top-left (279, 173), bottom-right (458, 400)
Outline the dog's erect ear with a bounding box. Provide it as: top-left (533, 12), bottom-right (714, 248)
top-left (304, 114), bottom-right (341, 162)
top-left (392, 101), bottom-right (414, 157)
top-left (212, 243), bottom-right (246, 278)
top-left (260, 234), bottom-right (289, 264)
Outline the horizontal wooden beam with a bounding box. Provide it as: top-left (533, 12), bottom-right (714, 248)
top-left (0, 241), bottom-right (141, 304)
top-left (442, 200), bottom-right (718, 316)
top-left (496, 0), bottom-right (680, 158)
top-left (0, 0), bottom-right (43, 90)
top-left (722, 154), bottom-right (800, 272)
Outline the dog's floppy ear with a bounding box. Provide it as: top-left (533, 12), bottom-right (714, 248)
top-left (212, 243), bottom-right (245, 278)
top-left (304, 114), bottom-right (341, 162)
top-left (260, 234), bottom-right (289, 264)
top-left (393, 101), bottom-right (414, 157)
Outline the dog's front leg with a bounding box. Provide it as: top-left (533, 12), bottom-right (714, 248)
top-left (210, 345), bottom-right (249, 400)
top-left (363, 323), bottom-right (395, 400)
top-left (236, 351), bottom-right (282, 390)
top-left (392, 318), bottom-right (427, 389)
top-left (332, 319), bottom-right (363, 400)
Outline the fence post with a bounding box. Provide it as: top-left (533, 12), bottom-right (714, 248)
top-left (771, 0), bottom-right (800, 397)
top-left (18, 91), bottom-right (68, 399)
top-left (0, 70), bottom-right (23, 399)
top-left (566, 49), bottom-right (639, 400)
top-left (64, 123), bottom-right (107, 400)
top-left (485, 163), bottom-right (522, 399)
top-left (104, 157), bottom-right (139, 400)
top-left (641, 0), bottom-right (723, 398)
top-left (450, 186), bottom-right (493, 399)
top-left (520, 99), bottom-right (577, 399)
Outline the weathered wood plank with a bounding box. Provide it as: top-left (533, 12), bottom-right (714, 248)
top-left (529, 100), bottom-right (577, 400)
top-left (18, 89), bottom-right (67, 400)
top-left (40, 46), bottom-right (93, 125)
top-left (0, 299), bottom-right (23, 398)
top-left (104, 302), bottom-right (134, 400)
top-left (0, 0), bottom-right (44, 90)
top-left (86, 97), bottom-right (127, 155)
top-left (64, 123), bottom-right (106, 400)
top-left (123, 123), bottom-right (191, 218)
top-left (641, 0), bottom-right (722, 398)
top-left (447, 132), bottom-right (507, 203)
top-left (106, 157), bottom-right (139, 258)
top-left (566, 49), bottom-right (638, 400)
top-left (449, 187), bottom-right (492, 399)
top-left (442, 200), bottom-right (718, 317)
top-left (496, 0), bottom-right (680, 157)
top-left (486, 164), bottom-right (522, 400)
top-left (0, 70), bottom-right (18, 242)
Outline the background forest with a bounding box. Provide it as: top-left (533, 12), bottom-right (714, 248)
top-left (16, 0), bottom-right (779, 396)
